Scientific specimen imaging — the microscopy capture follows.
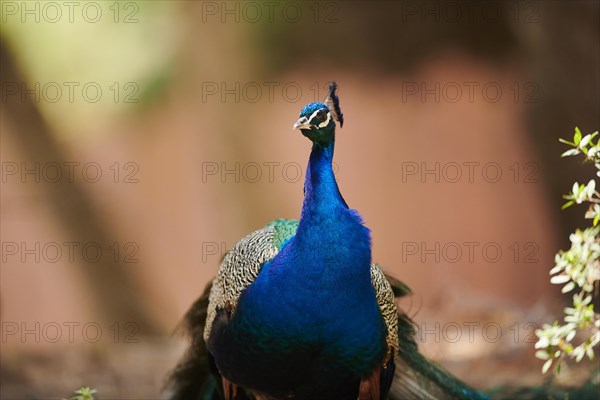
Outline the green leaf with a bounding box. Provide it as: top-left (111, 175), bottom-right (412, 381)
top-left (559, 138), bottom-right (576, 146)
top-left (574, 127), bottom-right (582, 145)
top-left (66, 387), bottom-right (96, 400)
top-left (588, 131), bottom-right (599, 141)
top-left (561, 200), bottom-right (575, 210)
top-left (564, 341), bottom-right (575, 351)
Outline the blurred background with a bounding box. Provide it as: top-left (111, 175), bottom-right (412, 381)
top-left (1, 1), bottom-right (599, 398)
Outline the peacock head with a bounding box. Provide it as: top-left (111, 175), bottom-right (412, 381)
top-left (293, 82), bottom-right (344, 145)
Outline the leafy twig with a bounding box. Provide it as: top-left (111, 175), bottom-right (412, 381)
top-left (63, 387), bottom-right (97, 400)
top-left (535, 127), bottom-right (600, 374)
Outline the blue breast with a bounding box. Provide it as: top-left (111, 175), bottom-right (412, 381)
top-left (208, 141), bottom-right (387, 399)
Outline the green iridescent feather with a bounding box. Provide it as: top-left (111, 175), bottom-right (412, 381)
top-left (266, 219), bottom-right (299, 249)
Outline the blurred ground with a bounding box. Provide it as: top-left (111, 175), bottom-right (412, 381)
top-left (1, 313), bottom-right (597, 399)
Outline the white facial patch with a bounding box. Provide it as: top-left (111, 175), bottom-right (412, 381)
top-left (308, 110), bottom-right (331, 128)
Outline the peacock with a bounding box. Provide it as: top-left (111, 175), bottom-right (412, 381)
top-left (166, 83), bottom-right (598, 400)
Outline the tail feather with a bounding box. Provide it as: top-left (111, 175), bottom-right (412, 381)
top-left (387, 276), bottom-right (600, 400)
top-left (385, 275), bottom-right (491, 400)
top-left (165, 282), bottom-right (219, 400)
top-left (390, 316), bottom-right (490, 400)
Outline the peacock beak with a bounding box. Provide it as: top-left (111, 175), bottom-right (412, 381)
top-left (292, 116), bottom-right (311, 130)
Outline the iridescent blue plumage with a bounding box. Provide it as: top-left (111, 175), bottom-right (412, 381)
top-left (299, 101), bottom-right (328, 117)
top-left (206, 83), bottom-right (388, 399)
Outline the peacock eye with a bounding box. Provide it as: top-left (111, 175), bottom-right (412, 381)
top-left (316, 110), bottom-right (327, 121)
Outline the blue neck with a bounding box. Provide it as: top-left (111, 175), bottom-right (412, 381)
top-left (297, 140), bottom-right (347, 233)
top-left (243, 136), bottom-right (372, 301)
top-left (283, 138), bottom-right (371, 283)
